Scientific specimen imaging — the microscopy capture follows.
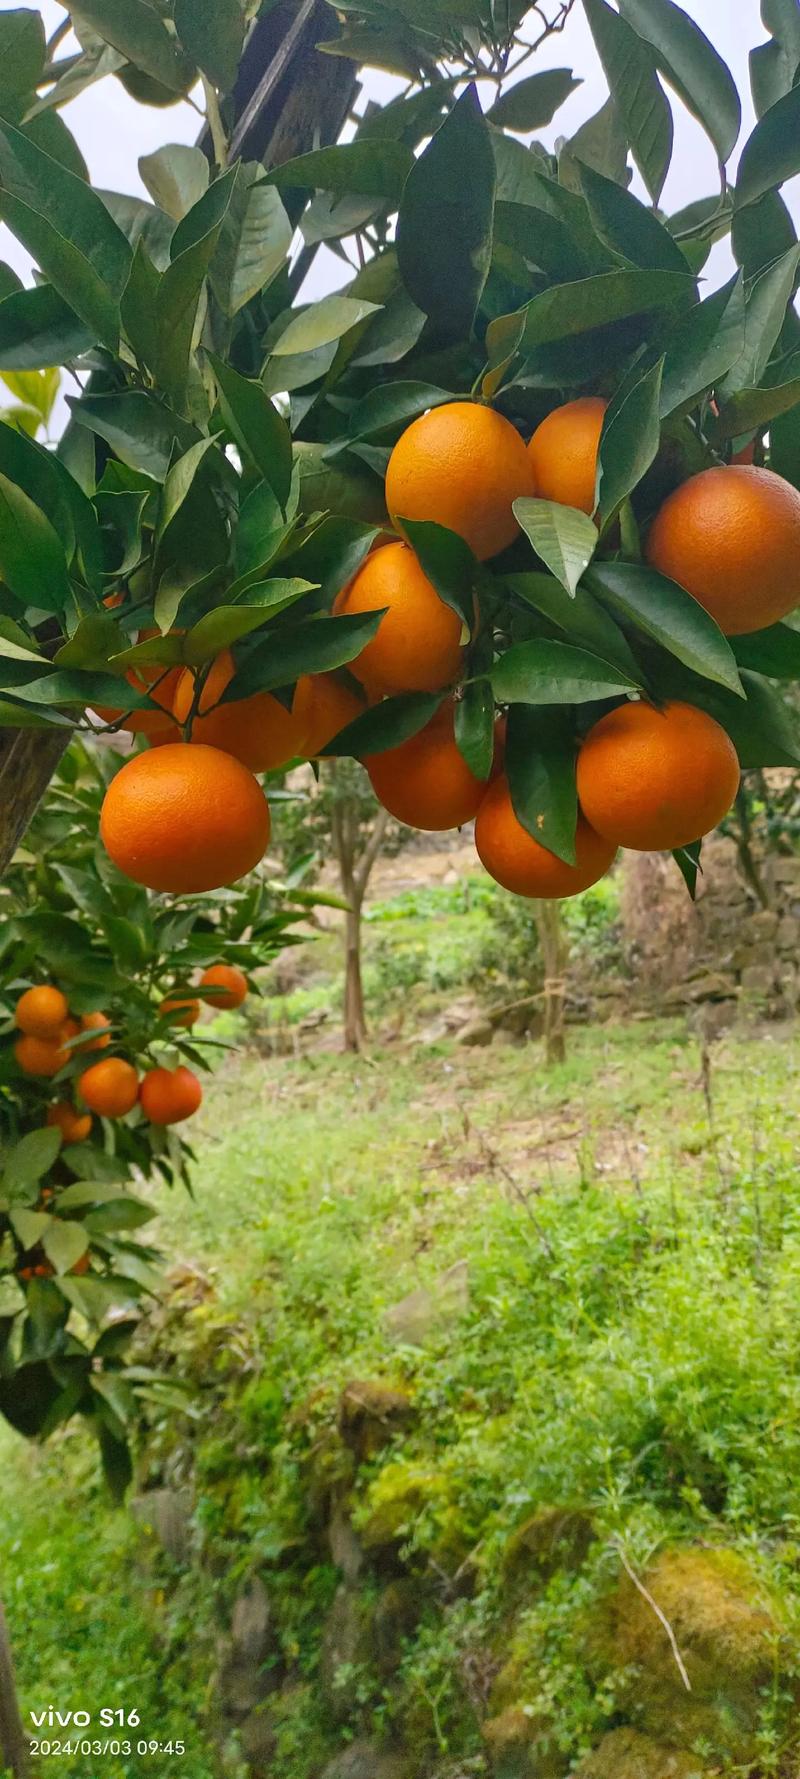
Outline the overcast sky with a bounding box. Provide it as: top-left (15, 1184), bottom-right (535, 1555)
top-left (0, 2), bottom-right (793, 312)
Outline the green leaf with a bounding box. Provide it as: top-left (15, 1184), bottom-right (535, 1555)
top-left (210, 352), bottom-right (292, 510)
top-left (617, 0), bottom-right (740, 165)
top-left (273, 295), bottom-right (382, 357)
top-left (231, 612), bottom-right (385, 696)
top-left (277, 516), bottom-right (379, 604)
top-left (506, 704), bottom-right (578, 864)
top-left (120, 238), bottom-right (161, 371)
top-left (714, 363), bottom-right (800, 437)
top-left (597, 357), bottom-right (663, 526)
top-left (0, 469), bottom-right (69, 608)
top-left (174, 0), bottom-right (244, 91)
top-left (673, 837), bottom-right (702, 899)
top-left (0, 262), bottom-right (22, 303)
top-left (70, 0), bottom-right (194, 92)
top-left (507, 572), bottom-right (640, 678)
top-left (736, 82), bottom-right (800, 210)
top-left (734, 621), bottom-right (800, 679)
top-left (320, 690), bottom-right (441, 757)
top-left (397, 518), bottom-right (475, 628)
top-left (699, 671), bottom-right (800, 768)
top-left (487, 69), bottom-right (581, 131)
top-left (182, 582), bottom-right (316, 661)
top-left (583, 0), bottom-right (674, 203)
top-left (344, 382), bottom-right (453, 444)
top-left (69, 390), bottom-right (201, 480)
top-left (3, 1129), bottom-right (60, 1196)
top-left (559, 97), bottom-right (629, 190)
top-left (519, 268), bottom-right (693, 351)
top-left (513, 498), bottom-right (597, 597)
top-left (153, 168), bottom-right (237, 404)
top-left (491, 638), bottom-right (639, 704)
top-left (267, 141), bottom-right (412, 201)
top-left (97, 1420), bottom-right (133, 1501)
top-left (454, 678), bottom-right (495, 781)
top-left (0, 116), bottom-right (131, 350)
top-left (576, 160), bottom-right (689, 273)
top-left (659, 275), bottom-right (745, 416)
top-left (717, 245), bottom-right (800, 400)
top-left (42, 1221), bottom-right (89, 1277)
top-left (138, 144), bottom-right (209, 221)
top-left (587, 561), bottom-right (744, 695)
top-left (732, 187), bottom-right (796, 280)
top-left (0, 9), bottom-right (45, 115)
top-left (210, 170), bottom-right (291, 317)
top-left (10, 1208), bottom-right (51, 1250)
top-left (397, 84), bottom-right (496, 340)
top-left (154, 435), bottom-right (218, 561)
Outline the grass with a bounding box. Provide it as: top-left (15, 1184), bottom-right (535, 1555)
top-left (2, 1013), bottom-right (800, 1775)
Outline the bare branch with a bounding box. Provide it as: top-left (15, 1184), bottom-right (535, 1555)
top-left (613, 1541), bottom-right (692, 1694)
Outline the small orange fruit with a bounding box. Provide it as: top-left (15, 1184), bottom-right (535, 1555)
top-left (366, 700), bottom-right (488, 831)
top-left (47, 1102), bottom-right (93, 1144)
top-left (78, 1057), bottom-right (140, 1117)
top-left (385, 401), bottom-right (535, 560)
top-left (337, 541), bottom-right (464, 696)
top-left (79, 1011), bottom-right (112, 1051)
top-left (173, 649), bottom-right (307, 772)
top-left (159, 995), bottom-right (201, 1028)
top-left (100, 743), bottom-right (270, 894)
top-left (475, 776), bottom-right (617, 899)
top-left (14, 1034), bottom-right (70, 1077)
top-left (139, 1065), bottom-right (203, 1126)
top-left (15, 984), bottom-right (69, 1038)
top-left (71, 1252), bottom-right (92, 1276)
top-left (60, 1018), bottom-right (80, 1045)
top-left (292, 673), bottom-right (366, 756)
top-left (576, 699), bottom-right (740, 851)
top-left (527, 396), bottom-right (607, 516)
top-left (199, 964), bottom-right (248, 1009)
top-left (646, 464), bottom-right (800, 635)
top-left (95, 629), bottom-right (183, 738)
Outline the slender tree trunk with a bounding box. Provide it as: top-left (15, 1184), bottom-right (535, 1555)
top-left (0, 1600), bottom-right (28, 1779)
top-left (535, 901), bottom-right (568, 1066)
top-left (330, 771), bottom-right (389, 1052)
top-left (343, 901), bottom-right (367, 1053)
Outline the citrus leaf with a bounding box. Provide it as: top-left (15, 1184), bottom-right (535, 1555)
top-left (70, 0), bottom-right (194, 92)
top-left (0, 469), bottom-right (70, 608)
top-left (618, 0), bottom-right (740, 165)
top-left (228, 611), bottom-right (385, 697)
top-left (733, 622), bottom-right (800, 679)
top-left (596, 357), bottom-right (664, 526)
top-left (506, 703), bottom-right (578, 864)
top-left (398, 517), bottom-right (476, 628)
top-left (487, 69), bottom-right (581, 131)
top-left (42, 1221), bottom-right (89, 1277)
top-left (673, 837), bottom-right (702, 899)
top-left (138, 145), bottom-right (209, 222)
top-left (320, 690), bottom-right (440, 757)
top-left (587, 561), bottom-right (744, 695)
top-left (492, 638), bottom-right (639, 703)
top-left (174, 0), bottom-right (244, 92)
top-left (210, 172), bottom-right (291, 317)
top-left (272, 295), bottom-right (382, 356)
top-left (3, 1129), bottom-right (60, 1196)
top-left (519, 268), bottom-right (693, 351)
top-left (209, 352), bottom-right (293, 510)
top-left (455, 678), bottom-right (495, 781)
top-left (717, 244), bottom-right (800, 399)
top-left (506, 573), bottom-right (640, 678)
top-left (267, 142), bottom-right (412, 201)
top-left (583, 0), bottom-right (674, 203)
top-left (577, 159), bottom-right (688, 273)
top-left (659, 275), bottom-right (745, 416)
top-left (397, 83), bottom-right (495, 340)
top-left (514, 498), bottom-right (597, 597)
top-left (736, 81), bottom-right (800, 209)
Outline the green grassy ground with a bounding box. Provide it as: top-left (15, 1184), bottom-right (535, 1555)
top-left (2, 1013), bottom-right (800, 1775)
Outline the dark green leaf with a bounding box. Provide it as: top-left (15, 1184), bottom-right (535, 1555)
top-left (0, 262), bottom-right (22, 303)
top-left (520, 268), bottom-right (693, 351)
top-left (732, 187), bottom-right (797, 279)
top-left (67, 390), bottom-right (201, 480)
top-left (597, 357), bottom-right (664, 525)
top-left (673, 837), bottom-right (702, 898)
top-left (398, 517), bottom-right (475, 628)
top-left (454, 678), bottom-right (494, 781)
top-left (733, 622), bottom-right (800, 679)
top-left (174, 0), bottom-right (244, 91)
top-left (231, 612), bottom-right (385, 697)
top-left (0, 469), bottom-right (69, 608)
top-left (714, 361), bottom-right (800, 437)
top-left (267, 142), bottom-right (412, 201)
top-left (321, 690), bottom-right (440, 756)
top-left (559, 97), bottom-right (629, 190)
top-left (577, 160), bottom-right (689, 273)
top-left (659, 275), bottom-right (745, 416)
top-left (506, 703), bottom-right (578, 863)
top-left (0, 9), bottom-right (45, 117)
top-left (210, 352), bottom-right (292, 510)
top-left (587, 561), bottom-right (743, 694)
top-left (210, 169), bottom-right (291, 316)
top-left (736, 82), bottom-right (800, 209)
top-left (717, 244), bottom-right (800, 399)
top-left (278, 516), bottom-right (379, 604)
top-left (492, 637), bottom-right (639, 703)
top-left (70, 0), bottom-right (194, 92)
top-left (153, 168), bottom-right (237, 403)
top-left (488, 69), bottom-right (581, 131)
top-left (397, 84), bottom-right (495, 340)
top-left (618, 0), bottom-right (740, 164)
top-left (182, 582), bottom-right (315, 661)
top-left (506, 572), bottom-right (641, 677)
top-left (344, 381), bottom-right (453, 444)
top-left (97, 1420), bottom-right (133, 1501)
top-left (583, 0), bottom-right (674, 203)
top-left (514, 498), bottom-right (597, 595)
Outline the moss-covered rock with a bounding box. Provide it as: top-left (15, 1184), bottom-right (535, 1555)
top-left (502, 1507), bottom-right (596, 1595)
top-left (319, 1583), bottom-right (376, 1722)
top-left (372, 1579), bottom-right (422, 1675)
top-left (359, 1460), bottom-right (444, 1560)
top-left (319, 1740), bottom-right (412, 1779)
top-left (573, 1729), bottom-right (705, 1779)
top-left (338, 1381), bottom-right (415, 1463)
top-left (482, 1706), bottom-right (567, 1778)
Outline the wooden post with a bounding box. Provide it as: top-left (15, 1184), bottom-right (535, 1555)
top-left (0, 727), bottom-right (71, 880)
top-left (0, 1600), bottom-right (28, 1779)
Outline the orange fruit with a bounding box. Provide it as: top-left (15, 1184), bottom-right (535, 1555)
top-left (159, 995), bottom-right (201, 1027)
top-left (199, 964), bottom-right (248, 1009)
top-left (337, 541), bottom-right (464, 696)
top-left (78, 1057), bottom-right (139, 1117)
top-left (475, 776), bottom-right (617, 898)
top-left (95, 629), bottom-right (183, 738)
top-left (14, 1033), bottom-right (69, 1076)
top-left (385, 401), bottom-right (535, 560)
top-left (46, 1102), bottom-right (93, 1144)
top-left (365, 700), bottom-right (488, 831)
top-left (71, 1252), bottom-right (92, 1276)
top-left (292, 673), bottom-right (365, 756)
top-left (139, 1064), bottom-right (203, 1126)
top-left (576, 700), bottom-right (740, 851)
top-left (100, 743), bottom-right (270, 894)
top-left (15, 984), bottom-right (69, 1038)
top-left (79, 1011), bottom-right (112, 1052)
top-left (645, 465), bottom-right (800, 635)
top-left (60, 1017), bottom-right (80, 1045)
top-left (173, 649), bottom-right (307, 772)
top-left (527, 396), bottom-right (607, 516)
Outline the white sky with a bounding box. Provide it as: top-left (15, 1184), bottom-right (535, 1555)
top-left (0, 2), bottom-right (794, 314)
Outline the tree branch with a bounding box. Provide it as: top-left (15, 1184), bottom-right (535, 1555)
top-left (354, 806), bottom-right (390, 904)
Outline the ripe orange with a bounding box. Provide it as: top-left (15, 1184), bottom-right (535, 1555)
top-left (646, 465), bottom-right (800, 635)
top-left (173, 649), bottom-right (306, 771)
top-left (15, 984), bottom-right (69, 1038)
top-left (159, 994), bottom-right (201, 1027)
top-left (527, 396), bottom-right (607, 516)
top-left (79, 1011), bottom-right (112, 1052)
top-left (95, 630), bottom-right (183, 738)
top-left (71, 1252), bottom-right (92, 1276)
top-left (365, 700), bottom-right (488, 831)
top-left (576, 700), bottom-right (740, 851)
top-left (100, 743), bottom-right (270, 894)
top-left (139, 1064), bottom-right (203, 1126)
top-left (475, 776), bottom-right (617, 898)
top-left (46, 1102), bottom-right (93, 1144)
top-left (199, 964), bottom-right (248, 1009)
top-left (337, 541), bottom-right (464, 696)
top-left (385, 401), bottom-right (535, 560)
top-left (14, 1034), bottom-right (70, 1077)
top-left (78, 1057), bottom-right (139, 1117)
top-left (292, 673), bottom-right (365, 756)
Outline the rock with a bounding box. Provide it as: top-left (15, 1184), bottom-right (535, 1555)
top-left (573, 1729), bottom-right (705, 1779)
top-left (338, 1381), bottom-right (415, 1462)
top-left (130, 1488), bottom-right (192, 1563)
top-left (746, 910), bottom-right (779, 942)
top-left (457, 1017), bottom-right (494, 1046)
top-left (777, 916), bottom-right (800, 951)
top-left (329, 1498), bottom-right (364, 1584)
top-left (482, 1706), bottom-right (565, 1778)
top-left (372, 1580), bottom-right (421, 1675)
top-left (767, 855), bottom-right (800, 885)
top-left (360, 1462), bottom-right (440, 1560)
top-left (739, 964), bottom-right (775, 994)
top-left (691, 1000), bottom-right (737, 1042)
top-left (502, 1507), bottom-right (595, 1593)
top-left (384, 1259), bottom-right (469, 1346)
top-left (217, 1577), bottom-right (279, 1723)
top-left (237, 1705), bottom-right (277, 1770)
top-left (320, 1739), bottom-right (412, 1779)
top-left (231, 1576), bottom-right (272, 1665)
top-left (319, 1585), bottom-right (374, 1722)
top-left (663, 971), bottom-right (736, 1007)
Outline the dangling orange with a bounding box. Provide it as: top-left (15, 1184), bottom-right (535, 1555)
top-left (14, 1033), bottom-right (70, 1077)
top-left (292, 673), bottom-right (365, 756)
top-left (199, 964), bottom-right (248, 1009)
top-left (94, 629), bottom-right (183, 738)
top-left (159, 995), bottom-right (201, 1027)
top-left (173, 649), bottom-right (307, 771)
top-left (78, 1057), bottom-right (139, 1117)
top-left (15, 984), bottom-right (69, 1038)
top-left (646, 465), bottom-right (800, 635)
top-left (365, 700), bottom-right (488, 831)
top-left (475, 776), bottom-right (617, 899)
top-left (100, 743), bottom-right (270, 894)
top-left (79, 1011), bottom-right (112, 1052)
top-left (527, 396), bottom-right (607, 516)
top-left (337, 541), bottom-right (464, 696)
top-left (46, 1102), bottom-right (93, 1144)
top-left (576, 699), bottom-right (740, 851)
top-left (139, 1065), bottom-right (203, 1126)
top-left (385, 401), bottom-right (535, 560)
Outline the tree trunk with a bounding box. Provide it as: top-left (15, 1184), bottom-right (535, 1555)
top-left (0, 727), bottom-right (70, 880)
top-left (330, 770), bottom-right (389, 1052)
top-left (0, 1600), bottom-right (28, 1779)
top-left (535, 900), bottom-right (568, 1066)
top-left (343, 901), bottom-right (367, 1053)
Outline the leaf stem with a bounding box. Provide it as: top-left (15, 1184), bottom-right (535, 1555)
top-left (202, 77), bottom-right (229, 171)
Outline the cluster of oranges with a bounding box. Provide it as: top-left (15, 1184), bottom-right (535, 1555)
top-left (96, 395), bottom-right (800, 903)
top-left (12, 963), bottom-right (248, 1134)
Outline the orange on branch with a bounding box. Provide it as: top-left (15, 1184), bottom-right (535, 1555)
top-left (95, 629), bottom-right (183, 738)
top-left (475, 776), bottom-right (617, 899)
top-left (14, 1034), bottom-right (70, 1077)
top-left (15, 984), bottom-right (69, 1039)
top-left (366, 700), bottom-right (488, 831)
top-left (79, 1012), bottom-right (112, 1051)
top-left (46, 1102), bottom-right (93, 1145)
top-left (159, 995), bottom-right (201, 1028)
top-left (576, 700), bottom-right (740, 852)
top-left (173, 649), bottom-right (307, 772)
top-left (385, 401), bottom-right (535, 560)
top-left (646, 465), bottom-right (800, 635)
top-left (337, 541), bottom-right (464, 696)
top-left (527, 396), bottom-right (607, 516)
top-left (78, 1057), bottom-right (139, 1118)
top-left (199, 964), bottom-right (248, 1009)
top-left (292, 673), bottom-right (366, 757)
top-left (100, 743), bottom-right (270, 894)
top-left (139, 1065), bottom-right (203, 1126)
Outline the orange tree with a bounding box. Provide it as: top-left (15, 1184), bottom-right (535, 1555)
top-left (0, 6), bottom-right (799, 906)
top-left (0, 737), bottom-right (319, 1492)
